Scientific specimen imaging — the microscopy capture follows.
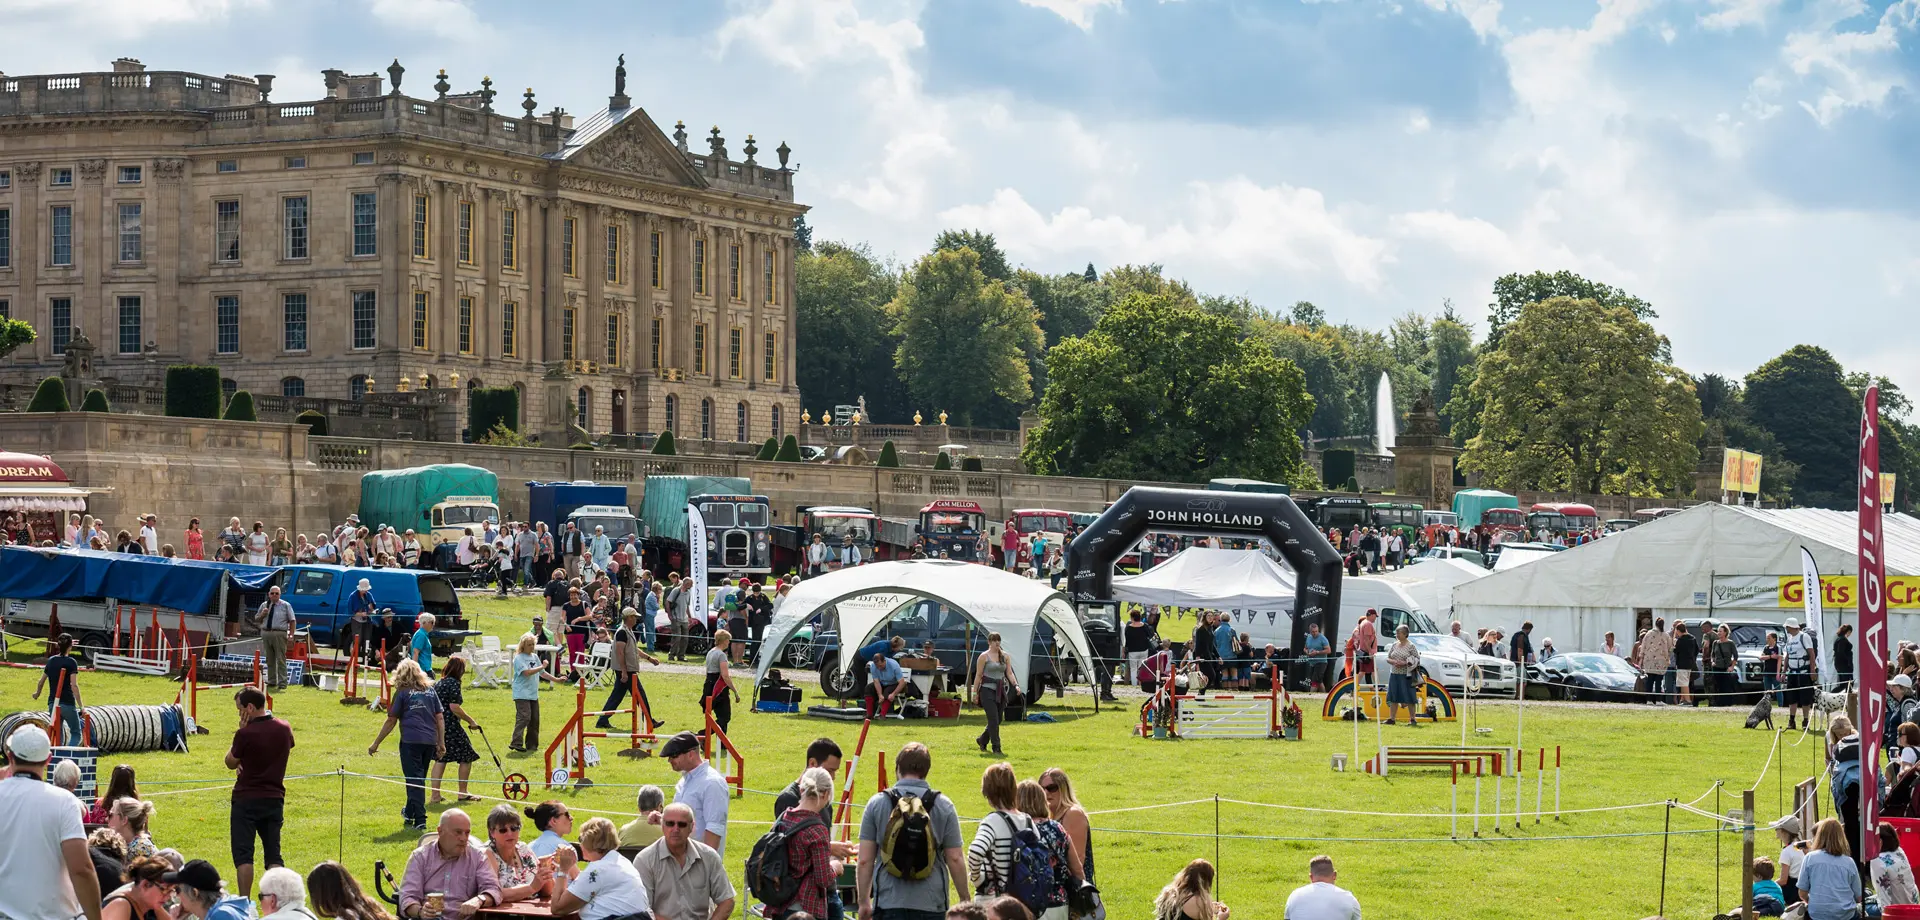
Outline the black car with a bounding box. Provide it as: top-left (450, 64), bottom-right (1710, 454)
top-left (1528, 652), bottom-right (1641, 701)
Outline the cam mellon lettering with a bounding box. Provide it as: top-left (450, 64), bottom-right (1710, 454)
top-left (1144, 508), bottom-right (1266, 529)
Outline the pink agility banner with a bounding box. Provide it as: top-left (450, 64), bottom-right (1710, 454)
top-left (1860, 385), bottom-right (1888, 859)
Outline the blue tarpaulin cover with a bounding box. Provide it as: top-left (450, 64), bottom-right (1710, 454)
top-left (0, 546), bottom-right (277, 613)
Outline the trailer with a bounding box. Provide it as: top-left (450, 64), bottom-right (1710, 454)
top-left (0, 547), bottom-right (277, 664)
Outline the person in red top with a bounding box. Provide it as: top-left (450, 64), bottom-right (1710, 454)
top-left (762, 766), bottom-right (837, 919)
top-left (1350, 609), bottom-right (1380, 687)
top-left (224, 687), bottom-right (294, 900)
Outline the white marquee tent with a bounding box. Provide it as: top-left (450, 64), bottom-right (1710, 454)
top-left (1451, 503), bottom-right (1920, 651)
top-left (1110, 547), bottom-right (1297, 610)
top-left (752, 560), bottom-right (1096, 689)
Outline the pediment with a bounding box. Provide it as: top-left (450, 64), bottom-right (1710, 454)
top-left (571, 107), bottom-right (706, 189)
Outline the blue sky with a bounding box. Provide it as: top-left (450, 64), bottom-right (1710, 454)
top-left (11, 0), bottom-right (1920, 396)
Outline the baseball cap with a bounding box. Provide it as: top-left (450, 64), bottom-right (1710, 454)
top-left (6, 724), bottom-right (51, 763)
top-left (163, 859), bottom-right (223, 891)
top-left (660, 731), bottom-right (701, 758)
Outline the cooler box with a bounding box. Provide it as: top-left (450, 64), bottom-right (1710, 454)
top-left (928, 697), bottom-right (960, 719)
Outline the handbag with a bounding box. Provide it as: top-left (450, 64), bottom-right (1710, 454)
top-left (1069, 879), bottom-right (1106, 920)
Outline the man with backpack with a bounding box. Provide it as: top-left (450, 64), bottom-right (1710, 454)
top-left (857, 742), bottom-right (970, 920)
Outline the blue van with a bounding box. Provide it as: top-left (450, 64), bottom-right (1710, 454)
top-left (269, 565), bottom-right (472, 654)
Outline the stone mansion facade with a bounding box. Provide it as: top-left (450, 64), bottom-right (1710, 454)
top-left (0, 58), bottom-right (805, 442)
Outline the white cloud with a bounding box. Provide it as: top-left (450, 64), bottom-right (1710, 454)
top-left (1017, 0), bottom-right (1119, 29)
top-left (1700, 0), bottom-right (1783, 31)
top-left (5, 0), bottom-right (264, 38)
top-left (367, 0), bottom-right (488, 42)
top-left (1780, 0), bottom-right (1920, 124)
top-left (939, 182), bottom-right (1393, 291)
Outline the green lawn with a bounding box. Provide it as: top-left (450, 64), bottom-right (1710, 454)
top-left (4, 594), bottom-right (1813, 919)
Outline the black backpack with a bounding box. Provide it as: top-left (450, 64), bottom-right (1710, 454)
top-left (745, 811), bottom-right (825, 906)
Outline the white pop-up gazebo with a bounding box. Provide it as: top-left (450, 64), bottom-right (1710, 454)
top-left (752, 560), bottom-right (1097, 690)
top-left (1109, 547), bottom-right (1298, 610)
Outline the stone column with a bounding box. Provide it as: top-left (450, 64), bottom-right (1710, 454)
top-left (436, 179), bottom-right (458, 358)
top-left (155, 157), bottom-right (188, 365)
top-left (77, 159), bottom-right (107, 353)
top-left (377, 173), bottom-right (407, 354)
top-left (15, 162), bottom-right (44, 361)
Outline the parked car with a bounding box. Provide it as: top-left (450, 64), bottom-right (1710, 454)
top-left (1528, 652), bottom-right (1641, 701)
top-left (1421, 546), bottom-right (1488, 567)
top-left (1371, 633), bottom-right (1517, 697)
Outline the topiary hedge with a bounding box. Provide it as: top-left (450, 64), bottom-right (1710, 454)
top-left (222, 390), bottom-right (257, 422)
top-left (775, 434), bottom-right (802, 462)
top-left (468, 387), bottom-right (520, 439)
top-left (26, 377), bottom-right (69, 412)
top-left (164, 365), bottom-right (222, 419)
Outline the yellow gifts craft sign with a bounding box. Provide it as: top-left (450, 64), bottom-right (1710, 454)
top-left (1779, 575), bottom-right (1920, 609)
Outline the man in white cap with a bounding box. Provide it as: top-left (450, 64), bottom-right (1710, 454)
top-left (0, 724), bottom-right (103, 920)
top-left (1886, 675), bottom-right (1920, 757)
top-left (1780, 617), bottom-right (1818, 730)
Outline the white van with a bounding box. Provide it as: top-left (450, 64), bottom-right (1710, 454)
top-left (1221, 577), bottom-right (1434, 652)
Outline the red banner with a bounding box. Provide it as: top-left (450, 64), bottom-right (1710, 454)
top-left (1861, 386), bottom-right (1888, 858)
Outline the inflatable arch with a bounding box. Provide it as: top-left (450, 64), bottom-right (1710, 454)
top-left (1065, 486), bottom-right (1344, 659)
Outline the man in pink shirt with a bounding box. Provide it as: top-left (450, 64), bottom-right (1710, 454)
top-left (1350, 610), bottom-right (1379, 687)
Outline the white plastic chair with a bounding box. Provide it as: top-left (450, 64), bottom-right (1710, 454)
top-left (576, 641), bottom-right (614, 688)
top-left (469, 636), bottom-right (509, 688)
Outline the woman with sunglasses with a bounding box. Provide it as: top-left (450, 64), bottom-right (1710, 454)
top-left (481, 804), bottom-right (554, 906)
top-left (524, 800), bottom-right (576, 858)
top-left (1040, 767), bottom-right (1094, 908)
top-left (102, 856), bottom-right (173, 920)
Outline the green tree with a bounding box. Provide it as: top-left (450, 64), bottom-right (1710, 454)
top-left (0, 318), bottom-right (36, 360)
top-left (25, 377), bottom-right (68, 412)
top-left (795, 241), bottom-right (909, 422)
top-left (775, 435), bottom-right (802, 462)
top-left (931, 229), bottom-right (1011, 282)
top-left (1460, 297), bottom-right (1700, 495)
top-left (222, 390), bottom-right (257, 422)
top-left (877, 440), bottom-right (900, 468)
top-left (78, 389), bottom-right (110, 412)
top-left (1744, 346), bottom-right (1867, 509)
top-left (756, 437), bottom-right (779, 461)
top-left (1023, 292), bottom-right (1316, 484)
top-left (164, 365), bottom-right (222, 419)
top-left (890, 247), bottom-right (1042, 426)
top-left (1486, 270), bottom-right (1657, 346)
top-left (1429, 304), bottom-right (1476, 438)
top-left (651, 430), bottom-right (677, 456)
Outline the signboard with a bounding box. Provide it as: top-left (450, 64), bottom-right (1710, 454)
top-left (1708, 574), bottom-right (1920, 610)
top-left (1720, 449), bottom-right (1762, 494)
top-left (1860, 386), bottom-right (1889, 859)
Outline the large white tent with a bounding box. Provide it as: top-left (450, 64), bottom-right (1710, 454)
top-left (752, 560), bottom-right (1096, 689)
top-left (1451, 503), bottom-right (1920, 651)
top-left (1373, 557), bottom-right (1489, 622)
top-left (1110, 547), bottom-right (1296, 610)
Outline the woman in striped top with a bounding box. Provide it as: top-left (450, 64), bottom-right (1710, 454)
top-left (968, 762), bottom-right (1032, 899)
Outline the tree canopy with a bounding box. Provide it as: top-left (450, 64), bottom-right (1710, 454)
top-left (1023, 291), bottom-right (1315, 484)
top-left (1460, 297), bottom-right (1700, 495)
top-left (890, 246), bottom-right (1042, 426)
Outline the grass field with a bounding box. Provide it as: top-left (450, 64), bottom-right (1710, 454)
top-left (2, 594), bottom-right (1823, 919)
